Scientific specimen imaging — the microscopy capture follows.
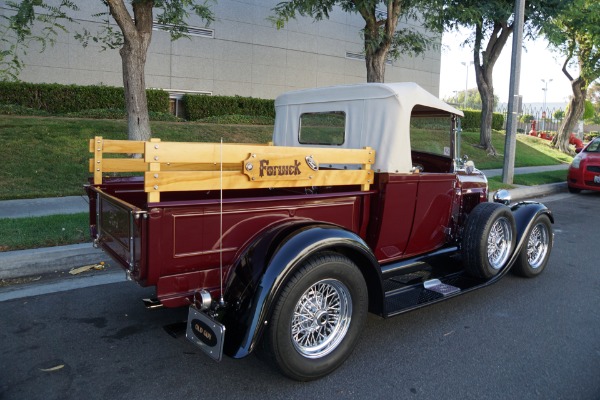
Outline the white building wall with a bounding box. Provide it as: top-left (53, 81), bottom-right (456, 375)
top-left (2, 0), bottom-right (441, 99)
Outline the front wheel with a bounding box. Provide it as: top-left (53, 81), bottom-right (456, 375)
top-left (512, 214), bottom-right (553, 278)
top-left (462, 202), bottom-right (516, 279)
top-left (261, 252), bottom-right (368, 381)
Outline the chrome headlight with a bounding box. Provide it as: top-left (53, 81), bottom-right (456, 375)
top-left (493, 189), bottom-right (511, 205)
top-left (571, 155), bottom-right (582, 169)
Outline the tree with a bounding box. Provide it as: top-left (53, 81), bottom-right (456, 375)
top-left (543, 0), bottom-right (600, 153)
top-left (586, 81), bottom-right (600, 125)
top-left (425, 0), bottom-right (563, 156)
top-left (0, 0), bottom-right (77, 81)
top-left (1, 1), bottom-right (214, 141)
top-left (444, 87), bottom-right (499, 110)
top-left (270, 0), bottom-right (434, 83)
top-left (552, 109), bottom-right (564, 121)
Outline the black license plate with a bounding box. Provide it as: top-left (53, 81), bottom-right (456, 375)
top-left (186, 306), bottom-right (225, 361)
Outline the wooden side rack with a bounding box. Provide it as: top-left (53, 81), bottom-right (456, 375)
top-left (89, 136), bottom-right (375, 202)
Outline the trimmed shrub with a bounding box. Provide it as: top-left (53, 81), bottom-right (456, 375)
top-left (520, 114), bottom-right (534, 123)
top-left (460, 110), bottom-right (504, 131)
top-left (183, 94), bottom-right (275, 121)
top-left (198, 114), bottom-right (274, 125)
top-left (491, 112), bottom-right (504, 130)
top-left (0, 81), bottom-right (169, 114)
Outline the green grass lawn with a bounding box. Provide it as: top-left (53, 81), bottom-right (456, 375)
top-left (461, 130), bottom-right (573, 169)
top-left (488, 169), bottom-right (568, 192)
top-left (0, 213), bottom-right (89, 252)
top-left (0, 113), bottom-right (574, 252)
top-left (0, 116), bottom-right (273, 200)
top-left (0, 115), bottom-right (572, 200)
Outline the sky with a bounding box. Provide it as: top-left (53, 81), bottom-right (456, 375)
top-left (439, 29), bottom-right (574, 107)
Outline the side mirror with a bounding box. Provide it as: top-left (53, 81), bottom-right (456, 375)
top-left (575, 147), bottom-right (582, 154)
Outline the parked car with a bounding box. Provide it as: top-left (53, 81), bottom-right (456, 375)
top-left (568, 137), bottom-right (600, 193)
top-left (86, 83), bottom-right (554, 380)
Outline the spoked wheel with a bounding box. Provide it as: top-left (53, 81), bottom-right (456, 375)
top-left (291, 279), bottom-right (352, 359)
top-left (462, 202), bottom-right (517, 279)
top-left (261, 252), bottom-right (368, 381)
top-left (512, 214), bottom-right (553, 278)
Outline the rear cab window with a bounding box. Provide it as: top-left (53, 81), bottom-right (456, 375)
top-left (299, 112), bottom-right (345, 145)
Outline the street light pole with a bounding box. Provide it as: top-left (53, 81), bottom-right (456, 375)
top-left (461, 61), bottom-right (474, 109)
top-left (502, 0), bottom-right (526, 185)
top-left (541, 78), bottom-right (552, 131)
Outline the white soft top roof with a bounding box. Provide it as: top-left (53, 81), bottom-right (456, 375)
top-left (273, 82), bottom-right (463, 173)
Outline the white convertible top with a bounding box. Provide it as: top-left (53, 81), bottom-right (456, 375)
top-left (273, 82), bottom-right (463, 173)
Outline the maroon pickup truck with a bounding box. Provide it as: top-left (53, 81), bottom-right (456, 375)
top-left (86, 83), bottom-right (553, 381)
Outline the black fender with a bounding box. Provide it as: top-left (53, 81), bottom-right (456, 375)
top-left (505, 201), bottom-right (554, 269)
top-left (220, 222), bottom-right (381, 359)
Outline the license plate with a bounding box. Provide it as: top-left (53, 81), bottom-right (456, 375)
top-left (594, 176), bottom-right (600, 184)
top-left (186, 306), bottom-right (225, 361)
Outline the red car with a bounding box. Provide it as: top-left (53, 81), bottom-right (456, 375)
top-left (568, 137), bottom-right (600, 193)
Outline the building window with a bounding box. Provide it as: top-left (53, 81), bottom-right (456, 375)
top-left (153, 22), bottom-right (214, 38)
top-left (166, 90), bottom-right (212, 118)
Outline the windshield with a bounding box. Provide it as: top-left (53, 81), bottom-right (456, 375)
top-left (584, 138), bottom-right (600, 153)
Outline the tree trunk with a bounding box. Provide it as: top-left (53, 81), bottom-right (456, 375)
top-left (365, 52), bottom-right (386, 83)
top-left (121, 40), bottom-right (151, 141)
top-left (555, 77), bottom-right (587, 153)
top-left (475, 67), bottom-right (496, 155)
top-left (359, 1), bottom-right (401, 83)
top-left (472, 22), bottom-right (511, 156)
top-left (107, 0), bottom-right (153, 141)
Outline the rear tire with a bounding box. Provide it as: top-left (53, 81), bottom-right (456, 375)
top-left (462, 202), bottom-right (516, 279)
top-left (261, 252), bottom-right (368, 381)
top-left (512, 214), bottom-right (552, 278)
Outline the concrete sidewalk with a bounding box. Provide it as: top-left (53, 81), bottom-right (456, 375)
top-left (0, 165), bottom-right (569, 281)
top-left (481, 164), bottom-right (569, 178)
top-left (0, 195), bottom-right (89, 219)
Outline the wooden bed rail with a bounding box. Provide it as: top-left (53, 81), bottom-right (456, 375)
top-left (90, 136), bottom-right (375, 202)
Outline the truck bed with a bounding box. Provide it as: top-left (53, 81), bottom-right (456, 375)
top-left (87, 176), bottom-right (371, 307)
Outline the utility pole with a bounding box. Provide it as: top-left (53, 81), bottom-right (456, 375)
top-left (502, 0), bottom-right (526, 185)
top-left (541, 78), bottom-right (552, 131)
top-left (461, 61), bottom-right (474, 109)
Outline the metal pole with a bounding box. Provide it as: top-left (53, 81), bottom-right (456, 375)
top-left (464, 64), bottom-right (469, 109)
top-left (541, 78), bottom-right (552, 132)
top-left (461, 61), bottom-right (473, 109)
top-left (502, 0), bottom-right (526, 185)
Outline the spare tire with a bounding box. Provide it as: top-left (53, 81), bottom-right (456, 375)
top-left (461, 202), bottom-right (516, 279)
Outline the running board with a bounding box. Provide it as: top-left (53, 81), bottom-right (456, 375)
top-left (383, 271), bottom-right (485, 317)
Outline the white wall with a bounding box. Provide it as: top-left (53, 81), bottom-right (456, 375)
top-left (2, 0), bottom-right (441, 98)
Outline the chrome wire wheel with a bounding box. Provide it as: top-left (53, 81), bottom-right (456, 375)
top-left (487, 217), bottom-right (513, 270)
top-left (290, 279), bottom-right (352, 359)
top-left (527, 222), bottom-right (550, 269)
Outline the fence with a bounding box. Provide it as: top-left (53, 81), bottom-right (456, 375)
top-left (495, 105), bottom-right (564, 134)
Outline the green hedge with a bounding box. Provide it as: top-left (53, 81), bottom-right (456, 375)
top-left (0, 82), bottom-right (169, 114)
top-left (461, 110), bottom-right (505, 131)
top-left (183, 94), bottom-right (275, 121)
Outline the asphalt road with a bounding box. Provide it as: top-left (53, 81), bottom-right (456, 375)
top-left (1, 192), bottom-right (599, 400)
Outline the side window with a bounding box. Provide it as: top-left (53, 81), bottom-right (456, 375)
top-left (410, 116), bottom-right (453, 157)
top-left (299, 112), bottom-right (345, 145)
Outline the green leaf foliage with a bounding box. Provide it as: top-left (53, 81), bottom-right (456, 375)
top-left (461, 110), bottom-right (504, 131)
top-left (0, 81), bottom-right (169, 114)
top-left (183, 95), bottom-right (275, 121)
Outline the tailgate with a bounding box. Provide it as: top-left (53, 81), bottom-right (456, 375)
top-left (90, 187), bottom-right (146, 279)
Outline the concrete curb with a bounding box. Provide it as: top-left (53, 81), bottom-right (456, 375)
top-left (0, 243), bottom-right (110, 280)
top-left (1, 182), bottom-right (568, 282)
top-left (487, 182), bottom-right (567, 202)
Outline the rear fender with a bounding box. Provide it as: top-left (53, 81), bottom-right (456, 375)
top-left (221, 223), bottom-right (381, 359)
top-left (506, 201), bottom-right (554, 268)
